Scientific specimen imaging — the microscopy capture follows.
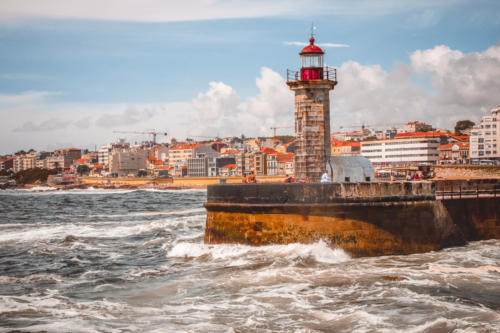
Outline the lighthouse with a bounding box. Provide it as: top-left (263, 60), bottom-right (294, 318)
top-left (286, 35), bottom-right (337, 182)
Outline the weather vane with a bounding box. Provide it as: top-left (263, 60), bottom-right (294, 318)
top-left (310, 23), bottom-right (317, 38)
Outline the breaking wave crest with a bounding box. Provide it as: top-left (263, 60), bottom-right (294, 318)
top-left (167, 240), bottom-right (351, 264)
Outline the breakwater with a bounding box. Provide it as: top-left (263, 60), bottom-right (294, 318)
top-left (80, 175), bottom-right (284, 188)
top-left (204, 181), bottom-right (499, 257)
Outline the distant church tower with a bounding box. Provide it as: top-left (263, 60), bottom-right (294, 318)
top-left (286, 35), bottom-right (337, 182)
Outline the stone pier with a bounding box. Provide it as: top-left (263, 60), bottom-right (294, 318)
top-left (204, 181), bottom-right (499, 257)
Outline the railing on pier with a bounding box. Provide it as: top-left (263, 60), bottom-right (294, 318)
top-left (286, 66), bottom-right (337, 82)
top-left (435, 180), bottom-right (500, 200)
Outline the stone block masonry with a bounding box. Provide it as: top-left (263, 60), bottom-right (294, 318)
top-left (287, 80), bottom-right (336, 182)
top-left (204, 182), bottom-right (499, 257)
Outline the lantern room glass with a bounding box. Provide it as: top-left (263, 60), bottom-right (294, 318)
top-left (301, 54), bottom-right (323, 68)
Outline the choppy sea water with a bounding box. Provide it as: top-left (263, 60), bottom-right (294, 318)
top-left (0, 188), bottom-right (499, 332)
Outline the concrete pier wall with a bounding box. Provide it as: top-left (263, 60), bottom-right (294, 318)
top-left (206, 182), bottom-right (435, 204)
top-left (204, 182), bottom-right (499, 257)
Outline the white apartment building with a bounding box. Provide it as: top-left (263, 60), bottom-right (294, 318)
top-left (361, 136), bottom-right (441, 168)
top-left (98, 145), bottom-right (112, 167)
top-left (13, 152), bottom-right (38, 173)
top-left (469, 106), bottom-right (500, 163)
top-left (109, 148), bottom-right (148, 176)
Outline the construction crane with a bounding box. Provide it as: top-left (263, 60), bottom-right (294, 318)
top-left (270, 126), bottom-right (293, 137)
top-left (112, 130), bottom-right (167, 145)
top-left (336, 123), bottom-right (406, 131)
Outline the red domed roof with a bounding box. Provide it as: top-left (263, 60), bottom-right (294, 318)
top-left (300, 37), bottom-right (324, 55)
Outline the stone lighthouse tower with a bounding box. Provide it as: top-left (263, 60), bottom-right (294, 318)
top-left (286, 36), bottom-right (337, 182)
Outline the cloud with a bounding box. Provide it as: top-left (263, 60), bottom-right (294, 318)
top-left (410, 44), bottom-right (500, 107)
top-left (0, 0), bottom-right (465, 22)
top-left (185, 67), bottom-right (294, 137)
top-left (0, 0), bottom-right (285, 22)
top-left (283, 41), bottom-right (350, 48)
top-left (73, 116), bottom-right (92, 129)
top-left (1, 42), bottom-right (499, 153)
top-left (14, 119), bottom-right (71, 132)
top-left (332, 43), bottom-right (500, 130)
top-left (405, 9), bottom-right (439, 28)
top-left (96, 106), bottom-right (159, 128)
top-left (245, 67), bottom-right (294, 133)
top-left (0, 91), bottom-right (61, 105)
top-left (185, 81), bottom-right (242, 137)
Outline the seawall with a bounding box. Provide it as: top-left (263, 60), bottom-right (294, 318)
top-left (81, 175), bottom-right (284, 188)
top-left (433, 165), bottom-right (500, 179)
top-left (204, 182), bottom-right (499, 257)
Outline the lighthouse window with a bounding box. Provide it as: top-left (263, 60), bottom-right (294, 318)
top-left (301, 54), bottom-right (323, 68)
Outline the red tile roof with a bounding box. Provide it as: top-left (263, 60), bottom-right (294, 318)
top-left (331, 139), bottom-right (360, 147)
top-left (277, 155), bottom-right (292, 162)
top-left (259, 147), bottom-right (278, 154)
top-left (223, 149), bottom-right (239, 155)
top-left (395, 131), bottom-right (446, 138)
top-left (405, 121), bottom-right (430, 126)
top-left (439, 143), bottom-right (469, 150)
top-left (170, 143), bottom-right (202, 150)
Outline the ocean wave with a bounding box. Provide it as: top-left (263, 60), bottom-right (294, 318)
top-left (0, 218), bottom-right (195, 244)
top-left (167, 240), bottom-right (351, 264)
top-left (1, 187), bottom-right (207, 196)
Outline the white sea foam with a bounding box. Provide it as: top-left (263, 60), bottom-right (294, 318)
top-left (429, 263), bottom-right (500, 274)
top-left (167, 240), bottom-right (350, 264)
top-left (0, 218), bottom-right (184, 244)
top-left (26, 185), bottom-right (59, 192)
top-left (1, 187), bottom-right (207, 196)
top-left (129, 208), bottom-right (205, 217)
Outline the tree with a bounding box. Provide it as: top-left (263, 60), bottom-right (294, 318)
top-left (14, 168), bottom-right (57, 185)
top-left (454, 120), bottom-right (475, 135)
top-left (76, 164), bottom-right (90, 176)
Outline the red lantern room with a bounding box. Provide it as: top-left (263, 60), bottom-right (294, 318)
top-left (300, 37), bottom-right (324, 80)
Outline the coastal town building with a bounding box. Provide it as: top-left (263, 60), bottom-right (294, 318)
top-left (470, 106), bottom-right (500, 163)
top-left (374, 128), bottom-right (397, 140)
top-left (331, 140), bottom-right (361, 156)
top-left (109, 148), bottom-right (147, 176)
top-left (46, 148), bottom-right (82, 170)
top-left (361, 134), bottom-right (441, 168)
top-left (401, 121), bottom-right (433, 133)
top-left (266, 153), bottom-right (279, 176)
top-left (13, 152), bottom-right (38, 172)
top-left (236, 152), bottom-right (254, 176)
top-left (168, 143), bottom-right (201, 168)
top-left (438, 143), bottom-right (470, 164)
top-left (0, 157), bottom-right (13, 171)
top-left (97, 145), bottom-right (112, 167)
top-left (277, 154), bottom-right (294, 176)
top-left (187, 157), bottom-right (209, 177)
top-left (332, 128), bottom-right (372, 142)
top-left (219, 163), bottom-right (236, 177)
top-left (253, 151), bottom-right (267, 176)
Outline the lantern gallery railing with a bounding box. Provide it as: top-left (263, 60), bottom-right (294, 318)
top-left (286, 66), bottom-right (337, 82)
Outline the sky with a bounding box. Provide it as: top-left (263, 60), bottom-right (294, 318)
top-left (0, 0), bottom-right (499, 154)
